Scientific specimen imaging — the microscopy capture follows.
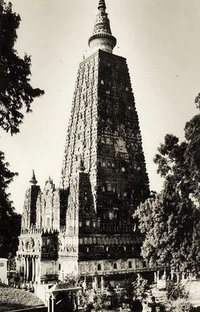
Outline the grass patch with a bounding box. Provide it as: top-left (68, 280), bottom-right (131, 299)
top-left (0, 283), bottom-right (43, 312)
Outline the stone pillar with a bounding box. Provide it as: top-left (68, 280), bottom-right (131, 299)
top-left (163, 268), bottom-right (167, 280)
top-left (176, 272), bottom-right (180, 283)
top-left (47, 295), bottom-right (51, 312)
top-left (100, 276), bottom-right (104, 293)
top-left (171, 270), bottom-right (174, 281)
top-left (51, 295), bottom-right (55, 312)
top-left (24, 257), bottom-right (26, 281)
top-left (26, 257), bottom-right (29, 281)
top-left (37, 259), bottom-right (41, 283)
top-left (35, 258), bottom-right (38, 282)
top-left (92, 276), bottom-right (97, 291)
top-left (157, 271), bottom-right (160, 281)
top-left (154, 271), bottom-right (157, 283)
top-left (32, 257), bottom-right (35, 282)
top-left (76, 291), bottom-right (80, 307)
top-left (35, 258), bottom-right (37, 282)
top-left (94, 276), bottom-right (98, 290)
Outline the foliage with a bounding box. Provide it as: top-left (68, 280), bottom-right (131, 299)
top-left (0, 1), bottom-right (44, 258)
top-left (132, 275), bottom-right (149, 298)
top-left (192, 308), bottom-right (200, 312)
top-left (166, 282), bottom-right (189, 301)
top-left (165, 298), bottom-right (192, 312)
top-left (59, 274), bottom-right (80, 288)
top-left (195, 93), bottom-right (200, 110)
top-left (125, 275), bottom-right (149, 299)
top-left (0, 1), bottom-right (44, 135)
top-left (0, 283), bottom-right (43, 311)
top-left (0, 151), bottom-right (21, 257)
top-left (135, 101), bottom-right (200, 273)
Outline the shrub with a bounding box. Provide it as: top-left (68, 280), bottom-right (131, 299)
top-left (166, 281), bottom-right (189, 301)
top-left (132, 276), bottom-right (150, 298)
top-left (165, 298), bottom-right (193, 312)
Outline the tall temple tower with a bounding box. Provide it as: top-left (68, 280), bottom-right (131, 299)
top-left (16, 0), bottom-right (150, 284)
top-left (61, 0), bottom-right (149, 229)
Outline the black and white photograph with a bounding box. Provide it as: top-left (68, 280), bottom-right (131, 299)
top-left (0, 0), bottom-right (200, 311)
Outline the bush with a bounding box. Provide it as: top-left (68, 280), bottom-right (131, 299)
top-left (123, 275), bottom-right (150, 301)
top-left (135, 276), bottom-right (150, 298)
top-left (165, 298), bottom-right (193, 312)
top-left (191, 308), bottom-right (200, 312)
top-left (166, 281), bottom-right (189, 301)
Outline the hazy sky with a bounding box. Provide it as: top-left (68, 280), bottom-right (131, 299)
top-left (1, 0), bottom-right (199, 214)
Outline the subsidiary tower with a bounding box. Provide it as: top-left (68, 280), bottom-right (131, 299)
top-left (16, 0), bottom-right (150, 284)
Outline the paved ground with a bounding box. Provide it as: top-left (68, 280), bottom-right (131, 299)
top-left (186, 280), bottom-right (200, 307)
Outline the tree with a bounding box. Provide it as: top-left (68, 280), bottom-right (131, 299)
top-left (0, 151), bottom-right (21, 257)
top-left (135, 103), bottom-right (200, 273)
top-left (122, 274), bottom-right (150, 302)
top-left (0, 1), bottom-right (44, 134)
top-left (0, 1), bottom-right (44, 257)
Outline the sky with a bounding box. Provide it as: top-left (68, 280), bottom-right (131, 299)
top-left (1, 0), bottom-right (199, 214)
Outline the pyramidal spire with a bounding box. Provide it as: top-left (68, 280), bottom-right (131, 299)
top-left (30, 170), bottom-right (38, 185)
top-left (88, 0), bottom-right (117, 53)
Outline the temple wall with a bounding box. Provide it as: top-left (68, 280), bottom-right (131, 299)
top-left (40, 260), bottom-right (59, 280)
top-left (78, 258), bottom-right (144, 276)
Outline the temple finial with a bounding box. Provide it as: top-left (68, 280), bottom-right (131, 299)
top-left (88, 0), bottom-right (117, 54)
top-left (30, 170), bottom-right (37, 185)
top-left (98, 0), bottom-right (106, 11)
